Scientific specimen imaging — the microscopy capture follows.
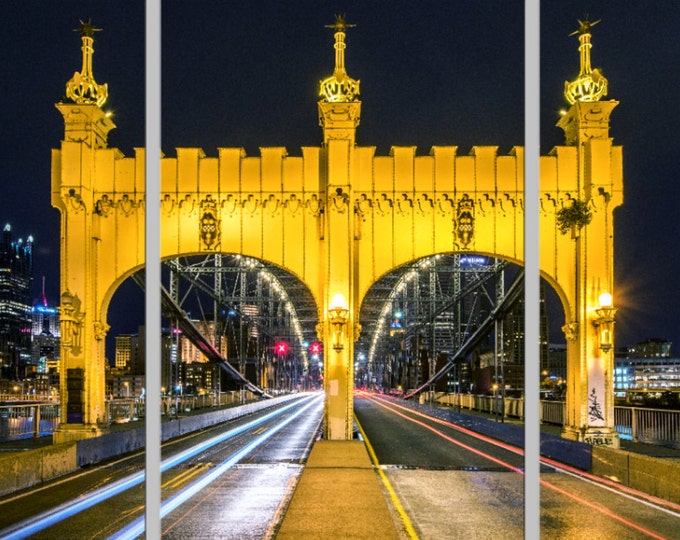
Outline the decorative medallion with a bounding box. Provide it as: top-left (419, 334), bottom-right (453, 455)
top-left (375, 194), bottom-right (393, 216)
top-left (437, 194), bottom-right (453, 217)
top-left (117, 194), bottom-right (136, 217)
top-left (286, 194), bottom-right (301, 216)
top-left (329, 188), bottom-right (350, 213)
top-left (306, 194), bottom-right (323, 217)
top-left (456, 195), bottom-right (474, 248)
top-left (161, 194), bottom-right (176, 216)
top-left (264, 194), bottom-right (281, 217)
top-left (396, 194), bottom-right (413, 216)
top-left (199, 196), bottom-right (220, 251)
top-left (94, 194), bottom-right (114, 217)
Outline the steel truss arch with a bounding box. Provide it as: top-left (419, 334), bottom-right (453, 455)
top-left (357, 254), bottom-right (521, 395)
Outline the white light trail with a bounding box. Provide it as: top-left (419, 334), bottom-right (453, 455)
top-left (108, 394), bottom-right (323, 540)
top-left (0, 395), bottom-right (316, 540)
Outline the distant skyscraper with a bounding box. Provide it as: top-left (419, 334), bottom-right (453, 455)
top-left (180, 319), bottom-right (227, 364)
top-left (115, 334), bottom-right (137, 370)
top-left (501, 285), bottom-right (549, 390)
top-left (0, 224), bottom-right (33, 379)
top-left (31, 277), bottom-right (61, 376)
top-left (31, 306), bottom-right (60, 374)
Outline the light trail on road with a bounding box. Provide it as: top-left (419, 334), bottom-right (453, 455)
top-left (108, 393), bottom-right (323, 539)
top-left (0, 394), bottom-right (318, 540)
top-left (361, 393), bottom-right (678, 540)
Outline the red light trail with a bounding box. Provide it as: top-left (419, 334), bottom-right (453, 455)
top-left (360, 393), bottom-right (676, 540)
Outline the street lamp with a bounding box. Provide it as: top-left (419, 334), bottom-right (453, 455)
top-left (328, 293), bottom-right (349, 352)
top-left (593, 292), bottom-right (617, 352)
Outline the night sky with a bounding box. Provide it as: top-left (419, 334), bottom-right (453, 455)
top-left (1, 2), bottom-right (678, 354)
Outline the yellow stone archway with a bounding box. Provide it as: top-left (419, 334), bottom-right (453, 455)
top-left (52, 17), bottom-right (622, 446)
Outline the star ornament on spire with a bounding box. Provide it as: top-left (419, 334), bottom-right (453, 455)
top-left (75, 18), bottom-right (102, 38)
top-left (568, 15), bottom-right (600, 37)
top-left (325, 14), bottom-right (356, 33)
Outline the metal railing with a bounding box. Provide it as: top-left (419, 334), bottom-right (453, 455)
top-left (3, 392), bottom-right (678, 449)
top-left (109, 390), bottom-right (261, 423)
top-left (434, 392), bottom-right (680, 449)
top-left (0, 391), bottom-right (262, 441)
top-left (0, 403), bottom-right (60, 439)
top-left (614, 406), bottom-right (680, 448)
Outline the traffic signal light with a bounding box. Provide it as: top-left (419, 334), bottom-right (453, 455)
top-left (275, 341), bottom-right (289, 356)
top-left (309, 341), bottom-right (323, 354)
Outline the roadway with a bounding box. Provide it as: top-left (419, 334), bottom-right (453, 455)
top-left (355, 393), bottom-right (680, 539)
top-left (2, 392), bottom-right (679, 538)
top-left (0, 393), bottom-right (323, 539)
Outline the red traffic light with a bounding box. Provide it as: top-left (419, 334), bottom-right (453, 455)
top-left (275, 341), bottom-right (289, 356)
top-left (309, 341), bottom-right (323, 354)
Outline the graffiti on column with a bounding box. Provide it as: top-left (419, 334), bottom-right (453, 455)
top-left (588, 387), bottom-right (604, 423)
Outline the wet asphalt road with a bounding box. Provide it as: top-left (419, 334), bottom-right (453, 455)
top-left (354, 394), bottom-right (680, 539)
top-left (0, 394), bottom-right (323, 539)
top-left (2, 394), bottom-right (678, 539)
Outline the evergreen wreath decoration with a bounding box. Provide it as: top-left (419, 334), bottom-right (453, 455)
top-left (556, 199), bottom-right (592, 235)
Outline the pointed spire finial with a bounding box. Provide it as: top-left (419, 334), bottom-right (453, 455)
top-left (319, 15), bottom-right (360, 103)
top-left (65, 19), bottom-right (108, 107)
top-left (564, 15), bottom-right (608, 104)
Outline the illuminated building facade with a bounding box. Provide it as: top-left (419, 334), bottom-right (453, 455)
top-left (108, 328), bottom-right (176, 396)
top-left (180, 319), bottom-right (227, 364)
top-left (501, 287), bottom-right (549, 390)
top-left (30, 304), bottom-right (60, 392)
top-left (615, 340), bottom-right (680, 396)
top-left (114, 334), bottom-right (135, 370)
top-left (0, 224), bottom-right (33, 380)
top-left (627, 338), bottom-right (672, 359)
top-left (180, 362), bottom-right (215, 395)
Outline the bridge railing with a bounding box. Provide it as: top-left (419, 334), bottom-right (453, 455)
top-left (0, 391), bottom-right (265, 440)
top-left (109, 390), bottom-right (262, 423)
top-left (433, 392), bottom-right (680, 449)
top-left (433, 392), bottom-right (528, 419)
top-left (614, 406), bottom-right (680, 447)
top-left (0, 403), bottom-right (60, 439)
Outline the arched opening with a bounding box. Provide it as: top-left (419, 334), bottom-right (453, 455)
top-left (357, 253), bottom-right (571, 413)
top-left (103, 254), bottom-right (320, 401)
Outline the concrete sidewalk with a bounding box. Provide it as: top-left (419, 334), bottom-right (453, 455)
top-left (275, 440), bottom-right (403, 539)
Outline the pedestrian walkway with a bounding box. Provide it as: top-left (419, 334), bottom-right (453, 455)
top-left (275, 440), bottom-right (403, 539)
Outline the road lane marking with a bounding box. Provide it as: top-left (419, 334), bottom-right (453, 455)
top-left (162, 463), bottom-right (210, 490)
top-left (354, 414), bottom-right (419, 540)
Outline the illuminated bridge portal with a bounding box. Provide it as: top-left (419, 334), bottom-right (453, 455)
top-left (52, 18), bottom-right (622, 445)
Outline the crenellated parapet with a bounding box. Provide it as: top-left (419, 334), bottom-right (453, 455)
top-left (66, 138), bottom-right (623, 309)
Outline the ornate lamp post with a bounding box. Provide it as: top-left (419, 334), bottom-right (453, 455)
top-left (328, 293), bottom-right (350, 352)
top-left (593, 292), bottom-right (617, 352)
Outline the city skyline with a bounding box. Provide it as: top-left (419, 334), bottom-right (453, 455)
top-left (1, 2), bottom-right (678, 351)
